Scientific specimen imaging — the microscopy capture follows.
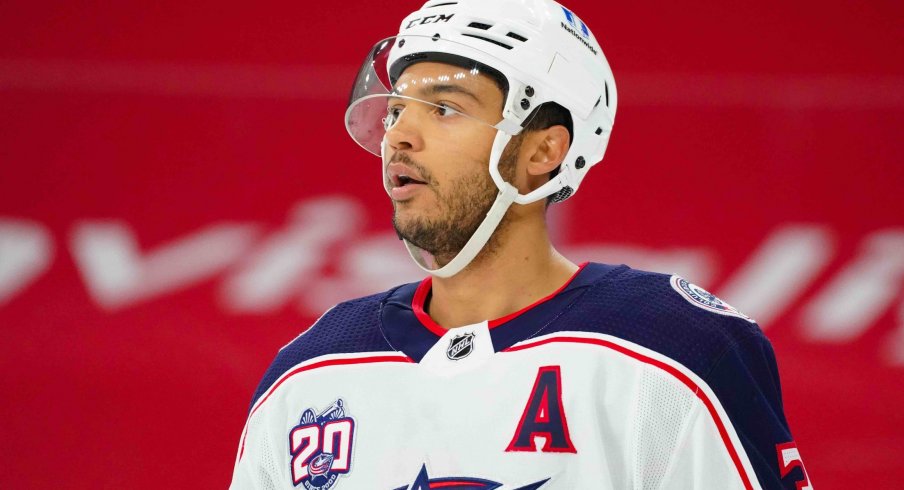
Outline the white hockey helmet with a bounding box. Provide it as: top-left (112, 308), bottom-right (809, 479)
top-left (346, 0), bottom-right (617, 277)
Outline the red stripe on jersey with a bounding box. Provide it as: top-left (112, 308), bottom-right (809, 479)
top-left (412, 276), bottom-right (446, 336)
top-left (431, 482), bottom-right (479, 488)
top-left (504, 336), bottom-right (755, 490)
top-left (412, 262), bottom-right (589, 335)
top-left (239, 354), bottom-right (413, 461)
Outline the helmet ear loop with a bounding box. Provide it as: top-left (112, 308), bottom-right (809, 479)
top-left (487, 130), bottom-right (514, 193)
top-left (489, 119), bottom-right (572, 206)
top-left (380, 136), bottom-right (393, 197)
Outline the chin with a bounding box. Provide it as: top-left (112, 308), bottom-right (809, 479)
top-left (393, 208), bottom-right (436, 234)
top-left (392, 209), bottom-right (421, 229)
top-left (392, 206), bottom-right (413, 225)
top-left (393, 196), bottom-right (433, 215)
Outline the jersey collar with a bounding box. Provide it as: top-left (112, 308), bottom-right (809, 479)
top-left (381, 262), bottom-right (609, 362)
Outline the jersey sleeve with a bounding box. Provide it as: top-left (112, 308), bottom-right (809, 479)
top-left (703, 332), bottom-right (812, 490)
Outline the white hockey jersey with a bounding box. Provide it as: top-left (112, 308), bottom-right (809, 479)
top-left (231, 263), bottom-right (811, 489)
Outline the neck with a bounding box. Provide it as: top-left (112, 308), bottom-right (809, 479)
top-left (425, 209), bottom-right (578, 329)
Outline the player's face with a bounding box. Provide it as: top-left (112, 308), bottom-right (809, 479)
top-left (384, 62), bottom-right (514, 264)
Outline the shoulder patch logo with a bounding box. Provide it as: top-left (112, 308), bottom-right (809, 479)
top-left (670, 275), bottom-right (754, 323)
top-left (446, 332), bottom-right (475, 361)
top-left (288, 399), bottom-right (355, 489)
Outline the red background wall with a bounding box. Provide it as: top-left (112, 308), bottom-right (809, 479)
top-left (1, 1), bottom-right (901, 487)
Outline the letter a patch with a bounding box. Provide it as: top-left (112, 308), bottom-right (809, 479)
top-left (506, 366), bottom-right (576, 453)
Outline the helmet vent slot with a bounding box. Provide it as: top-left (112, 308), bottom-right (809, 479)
top-left (461, 33), bottom-right (513, 50)
top-left (552, 186), bottom-right (574, 203)
top-left (604, 82), bottom-right (609, 107)
top-left (425, 1), bottom-right (458, 7)
top-left (506, 32), bottom-right (528, 42)
top-left (467, 22), bottom-right (493, 30)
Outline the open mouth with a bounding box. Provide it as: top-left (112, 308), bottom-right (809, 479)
top-left (396, 174), bottom-right (427, 186)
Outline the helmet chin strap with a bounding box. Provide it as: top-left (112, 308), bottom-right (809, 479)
top-left (382, 127), bottom-right (560, 279)
top-left (404, 180), bottom-right (518, 278)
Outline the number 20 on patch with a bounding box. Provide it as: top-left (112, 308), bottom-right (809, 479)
top-left (289, 418), bottom-right (355, 485)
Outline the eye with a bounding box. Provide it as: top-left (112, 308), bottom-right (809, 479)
top-left (383, 105), bottom-right (404, 130)
top-left (435, 103), bottom-right (460, 118)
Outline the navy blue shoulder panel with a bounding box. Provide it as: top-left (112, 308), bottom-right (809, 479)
top-left (249, 290), bottom-right (396, 410)
top-left (543, 263), bottom-right (802, 488)
top-left (543, 263), bottom-right (762, 377)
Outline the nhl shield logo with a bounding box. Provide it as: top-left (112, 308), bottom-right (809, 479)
top-left (446, 332), bottom-right (475, 361)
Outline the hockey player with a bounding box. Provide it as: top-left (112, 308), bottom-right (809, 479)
top-left (231, 0), bottom-right (811, 488)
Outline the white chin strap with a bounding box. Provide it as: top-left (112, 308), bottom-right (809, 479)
top-left (382, 127), bottom-right (566, 278)
top-left (407, 181), bottom-right (518, 278)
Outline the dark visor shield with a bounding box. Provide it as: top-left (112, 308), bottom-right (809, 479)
top-left (345, 36), bottom-right (532, 156)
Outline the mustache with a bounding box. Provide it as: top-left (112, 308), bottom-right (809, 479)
top-left (389, 152), bottom-right (435, 185)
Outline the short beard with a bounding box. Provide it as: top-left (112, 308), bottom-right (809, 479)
top-left (392, 139), bottom-right (520, 267)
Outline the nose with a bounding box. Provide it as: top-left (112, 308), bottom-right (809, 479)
top-left (385, 107), bottom-right (424, 153)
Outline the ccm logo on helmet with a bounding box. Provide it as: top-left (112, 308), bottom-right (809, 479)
top-left (405, 14), bottom-right (454, 30)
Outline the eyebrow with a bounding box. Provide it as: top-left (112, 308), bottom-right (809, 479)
top-left (425, 84), bottom-right (481, 103)
top-left (392, 83), bottom-right (482, 105)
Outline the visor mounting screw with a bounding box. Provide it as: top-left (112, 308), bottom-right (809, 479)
top-left (575, 156), bottom-right (586, 169)
top-left (398, 39), bottom-right (406, 47)
top-left (525, 86), bottom-right (534, 97)
top-left (520, 98), bottom-right (531, 110)
top-left (432, 33), bottom-right (440, 41)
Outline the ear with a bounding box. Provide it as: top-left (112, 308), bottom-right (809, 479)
top-left (524, 125), bottom-right (570, 177)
